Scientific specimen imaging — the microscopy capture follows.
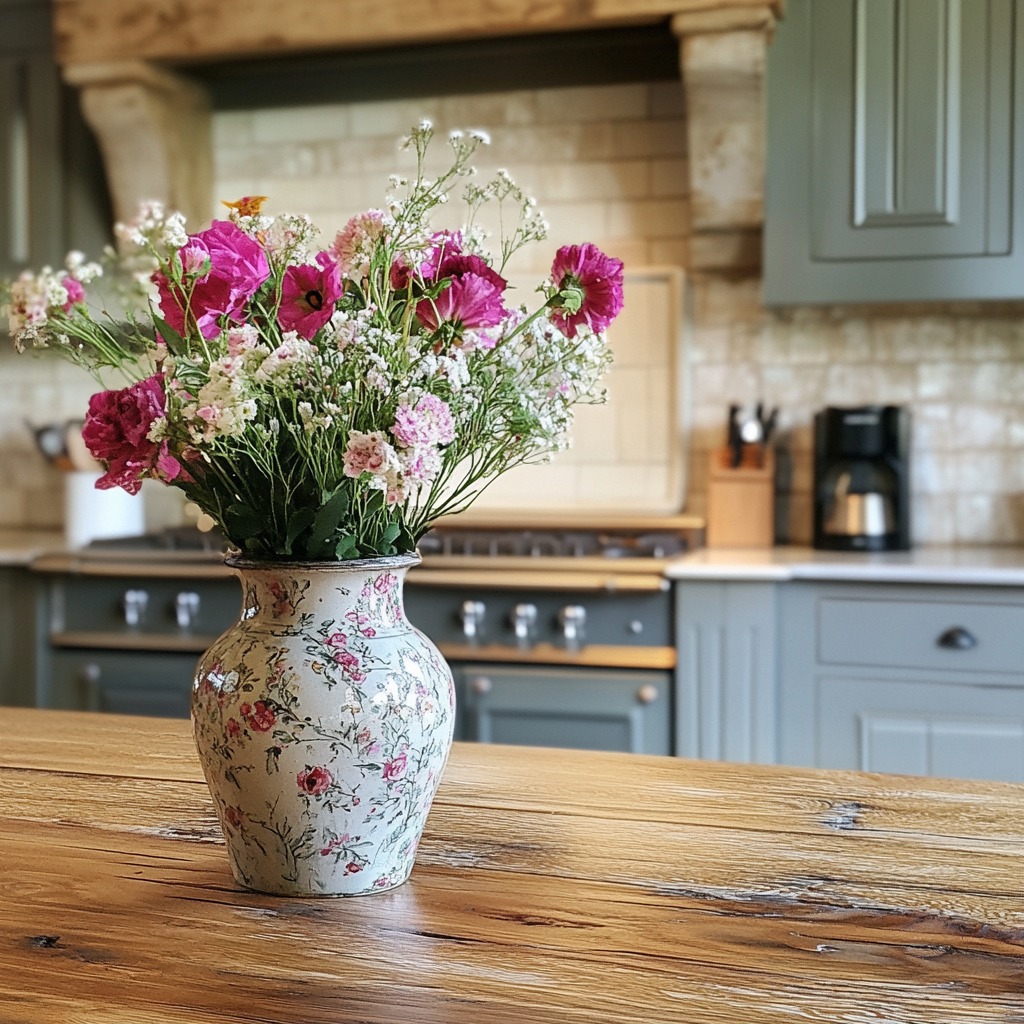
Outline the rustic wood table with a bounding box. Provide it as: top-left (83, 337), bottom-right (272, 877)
top-left (1, 708), bottom-right (1022, 1023)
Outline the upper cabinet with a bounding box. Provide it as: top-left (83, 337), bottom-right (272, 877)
top-left (764, 0), bottom-right (1024, 305)
top-left (0, 0), bottom-right (110, 281)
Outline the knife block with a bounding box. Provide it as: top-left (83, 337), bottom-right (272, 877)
top-left (706, 447), bottom-right (775, 548)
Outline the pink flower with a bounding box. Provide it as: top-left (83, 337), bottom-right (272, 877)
top-left (416, 274), bottom-right (506, 332)
top-left (154, 220), bottom-right (269, 339)
top-left (277, 251), bottom-right (342, 339)
top-left (343, 430), bottom-right (396, 480)
top-left (243, 700), bottom-right (276, 732)
top-left (61, 276), bottom-right (85, 311)
top-left (391, 394), bottom-right (455, 448)
top-left (82, 374), bottom-right (182, 494)
top-left (332, 209), bottom-right (387, 280)
top-left (549, 243), bottom-right (624, 338)
top-left (297, 766), bottom-right (332, 795)
top-left (382, 752), bottom-right (407, 780)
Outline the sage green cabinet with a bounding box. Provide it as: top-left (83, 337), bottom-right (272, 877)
top-left (457, 663), bottom-right (672, 756)
top-left (778, 581), bottom-right (1024, 782)
top-left (765, 0), bottom-right (1024, 304)
top-left (0, 566), bottom-right (41, 706)
top-left (0, 0), bottom-right (110, 280)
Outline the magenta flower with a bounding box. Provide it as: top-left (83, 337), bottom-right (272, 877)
top-left (61, 276), bottom-right (85, 311)
top-left (416, 274), bottom-right (506, 332)
top-left (154, 220), bottom-right (269, 339)
top-left (82, 374), bottom-right (182, 495)
top-left (277, 251), bottom-right (342, 339)
top-left (391, 394), bottom-right (455, 448)
top-left (297, 766), bottom-right (333, 795)
top-left (549, 243), bottom-right (624, 338)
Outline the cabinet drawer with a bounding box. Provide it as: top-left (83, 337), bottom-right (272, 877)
top-left (818, 597), bottom-right (1024, 675)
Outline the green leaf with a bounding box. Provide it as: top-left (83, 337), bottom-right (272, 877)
top-left (284, 507), bottom-right (317, 553)
top-left (223, 502), bottom-right (264, 545)
top-left (334, 533), bottom-right (359, 560)
top-left (150, 314), bottom-right (186, 355)
top-left (307, 485), bottom-right (351, 556)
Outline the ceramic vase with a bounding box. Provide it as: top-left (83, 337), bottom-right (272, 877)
top-left (191, 554), bottom-right (455, 897)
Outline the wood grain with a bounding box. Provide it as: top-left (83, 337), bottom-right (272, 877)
top-left (1, 707), bottom-right (1022, 1023)
top-left (52, 0), bottom-right (781, 67)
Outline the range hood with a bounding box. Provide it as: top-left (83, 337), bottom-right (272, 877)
top-left (52, 0), bottom-right (781, 276)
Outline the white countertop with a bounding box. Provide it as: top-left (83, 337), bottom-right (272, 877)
top-left (664, 545), bottom-right (1024, 586)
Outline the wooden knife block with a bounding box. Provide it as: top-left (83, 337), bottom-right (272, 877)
top-left (706, 447), bottom-right (775, 548)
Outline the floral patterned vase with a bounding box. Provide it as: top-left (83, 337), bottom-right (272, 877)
top-left (191, 554), bottom-right (455, 897)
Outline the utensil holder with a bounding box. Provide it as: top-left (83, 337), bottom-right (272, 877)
top-left (706, 447), bottom-right (775, 548)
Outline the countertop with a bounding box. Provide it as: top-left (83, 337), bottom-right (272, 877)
top-left (2, 708), bottom-right (1022, 1023)
top-left (665, 544), bottom-right (1024, 585)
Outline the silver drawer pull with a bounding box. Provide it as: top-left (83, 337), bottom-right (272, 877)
top-left (175, 591), bottom-right (201, 629)
top-left (937, 626), bottom-right (977, 650)
top-left (123, 589), bottom-right (149, 627)
top-left (471, 675), bottom-right (493, 695)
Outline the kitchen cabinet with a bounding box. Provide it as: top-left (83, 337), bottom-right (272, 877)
top-left (673, 580), bottom-right (778, 763)
top-left (764, 0), bottom-right (1024, 304)
top-left (457, 663), bottom-right (672, 756)
top-left (778, 581), bottom-right (1024, 782)
top-left (0, 0), bottom-right (110, 280)
top-left (0, 566), bottom-right (41, 706)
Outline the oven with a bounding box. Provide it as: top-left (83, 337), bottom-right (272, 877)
top-left (30, 522), bottom-right (693, 756)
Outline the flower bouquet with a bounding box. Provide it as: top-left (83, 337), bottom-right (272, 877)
top-left (5, 121), bottom-right (623, 559)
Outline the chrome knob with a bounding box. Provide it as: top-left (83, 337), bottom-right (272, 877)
top-left (459, 600), bottom-right (486, 641)
top-left (558, 604), bottom-right (587, 647)
top-left (471, 675), bottom-right (493, 695)
top-left (123, 589), bottom-right (149, 627)
top-left (175, 591), bottom-right (201, 629)
top-left (511, 603), bottom-right (538, 643)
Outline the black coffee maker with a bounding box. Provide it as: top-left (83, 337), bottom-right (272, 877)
top-left (813, 405), bottom-right (910, 551)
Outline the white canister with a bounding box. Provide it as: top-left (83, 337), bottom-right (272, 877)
top-left (64, 471), bottom-right (145, 549)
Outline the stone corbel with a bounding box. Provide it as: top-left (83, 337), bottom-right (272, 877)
top-left (62, 60), bottom-right (212, 233)
top-left (673, 5), bottom-right (779, 274)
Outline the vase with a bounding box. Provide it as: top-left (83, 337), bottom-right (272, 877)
top-left (191, 553), bottom-right (455, 897)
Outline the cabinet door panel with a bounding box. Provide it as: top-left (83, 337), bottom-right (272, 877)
top-left (459, 664), bottom-right (671, 756)
top-left (818, 675), bottom-right (1024, 781)
top-left (45, 650), bottom-right (197, 718)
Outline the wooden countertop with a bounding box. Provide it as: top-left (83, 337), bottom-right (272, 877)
top-left (2, 709), bottom-right (1022, 1023)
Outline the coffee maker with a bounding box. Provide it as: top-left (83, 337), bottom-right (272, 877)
top-left (813, 405), bottom-right (910, 551)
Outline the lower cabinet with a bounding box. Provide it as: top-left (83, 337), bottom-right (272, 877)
top-left (42, 650), bottom-right (200, 719)
top-left (778, 582), bottom-right (1024, 783)
top-left (455, 663), bottom-right (672, 756)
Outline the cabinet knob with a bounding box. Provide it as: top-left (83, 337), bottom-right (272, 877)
top-left (936, 626), bottom-right (977, 650)
top-left (636, 683), bottom-right (659, 704)
top-left (557, 605), bottom-right (587, 646)
top-left (122, 589), bottom-right (149, 627)
top-left (471, 675), bottom-right (493, 695)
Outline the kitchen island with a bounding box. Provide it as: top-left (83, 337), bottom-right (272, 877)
top-left (1, 708), bottom-right (1021, 1023)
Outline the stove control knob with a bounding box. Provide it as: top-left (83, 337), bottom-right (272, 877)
top-left (123, 589), bottom-right (149, 627)
top-left (511, 603), bottom-right (538, 643)
top-left (470, 675), bottom-right (493, 696)
top-left (175, 591), bottom-right (201, 630)
top-left (459, 600), bottom-right (486, 641)
top-left (628, 620), bottom-right (644, 635)
top-left (558, 605), bottom-right (587, 646)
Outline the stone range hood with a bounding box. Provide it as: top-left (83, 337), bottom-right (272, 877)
top-left (52, 0), bottom-right (782, 274)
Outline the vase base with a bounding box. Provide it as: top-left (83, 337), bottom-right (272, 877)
top-left (228, 862), bottom-right (415, 898)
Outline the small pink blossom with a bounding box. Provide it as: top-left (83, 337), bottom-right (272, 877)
top-left (332, 209), bottom-right (387, 280)
top-left (391, 394), bottom-right (455, 448)
top-left (343, 430), bottom-right (397, 480)
top-left (60, 276), bottom-right (85, 311)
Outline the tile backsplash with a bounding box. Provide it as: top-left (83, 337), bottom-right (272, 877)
top-left (3, 79), bottom-right (1023, 544)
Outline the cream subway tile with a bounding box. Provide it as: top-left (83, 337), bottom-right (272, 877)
top-left (760, 364), bottom-right (828, 405)
top-left (648, 81), bottom-right (686, 120)
top-left (872, 317), bottom-right (959, 362)
top-left (951, 403), bottom-right (1013, 447)
top-left (650, 157), bottom-right (688, 198)
top-left (566, 402), bottom-right (619, 462)
top-left (534, 84), bottom-right (649, 124)
top-left (953, 494), bottom-right (1024, 544)
top-left (541, 202), bottom-right (610, 241)
top-left (607, 199), bottom-right (688, 239)
top-left (576, 463), bottom-right (665, 507)
top-left (528, 160), bottom-right (651, 202)
top-left (953, 317), bottom-right (1023, 359)
top-left (611, 120), bottom-right (687, 159)
top-left (648, 239), bottom-right (688, 265)
top-left (913, 494), bottom-right (958, 546)
top-left (691, 362), bottom-right (762, 404)
top-left (823, 364), bottom-right (917, 406)
top-left (911, 450), bottom-right (959, 496)
top-left (348, 99), bottom-right (440, 138)
top-left (440, 92), bottom-right (535, 128)
top-left (212, 110), bottom-right (255, 148)
top-left (251, 105), bottom-right (351, 145)
top-left (472, 461), bottom-right (580, 509)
